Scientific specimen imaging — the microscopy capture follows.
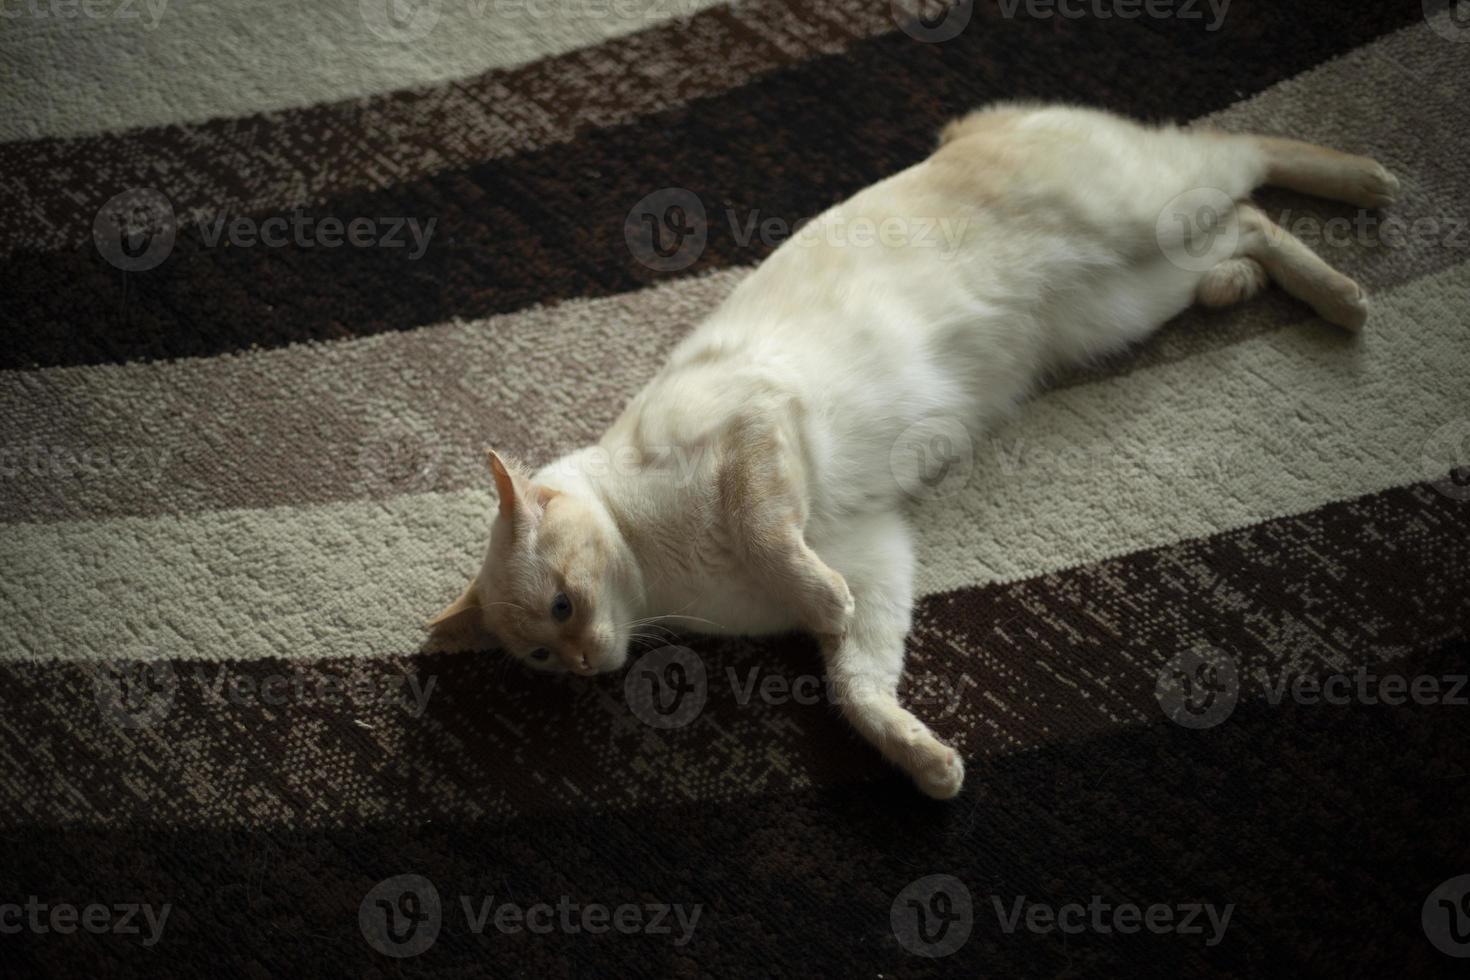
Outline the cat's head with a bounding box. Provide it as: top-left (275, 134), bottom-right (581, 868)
top-left (427, 450), bottom-right (641, 675)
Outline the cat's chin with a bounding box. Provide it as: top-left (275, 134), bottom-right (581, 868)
top-left (581, 651), bottom-right (629, 676)
top-left (513, 650), bottom-right (630, 676)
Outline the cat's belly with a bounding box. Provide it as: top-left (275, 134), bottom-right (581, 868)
top-left (647, 572), bottom-right (803, 638)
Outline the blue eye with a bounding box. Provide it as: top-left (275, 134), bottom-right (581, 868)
top-left (529, 648), bottom-right (550, 662)
top-left (551, 592), bottom-right (573, 622)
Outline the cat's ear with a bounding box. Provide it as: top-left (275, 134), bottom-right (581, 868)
top-left (486, 449), bottom-right (557, 533)
top-left (426, 578), bottom-right (481, 633)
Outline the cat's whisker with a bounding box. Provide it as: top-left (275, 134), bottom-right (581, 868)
top-left (650, 613), bottom-right (725, 631)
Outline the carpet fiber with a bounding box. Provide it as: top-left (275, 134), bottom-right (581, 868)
top-left (2, 1), bottom-right (1468, 976)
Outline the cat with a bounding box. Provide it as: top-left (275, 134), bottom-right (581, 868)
top-left (429, 102), bottom-right (1398, 799)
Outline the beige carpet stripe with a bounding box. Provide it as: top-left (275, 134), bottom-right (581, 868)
top-left (0, 268), bottom-right (747, 522)
top-left (4, 17), bottom-right (1467, 524)
top-left (0, 0), bottom-right (734, 142)
top-left (2, 259), bottom-right (1465, 664)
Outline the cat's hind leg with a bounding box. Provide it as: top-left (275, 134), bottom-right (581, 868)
top-left (1253, 135), bottom-right (1400, 209)
top-left (810, 511), bottom-right (964, 800)
top-left (1198, 131), bottom-right (1399, 208)
top-left (1233, 202), bottom-right (1369, 331)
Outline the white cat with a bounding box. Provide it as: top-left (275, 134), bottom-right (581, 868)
top-left (430, 102), bottom-right (1398, 798)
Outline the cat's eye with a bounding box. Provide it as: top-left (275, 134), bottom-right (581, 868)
top-left (550, 592), bottom-right (573, 622)
top-left (529, 648), bottom-right (550, 662)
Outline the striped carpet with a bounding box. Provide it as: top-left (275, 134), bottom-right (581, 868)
top-left (3, 1), bottom-right (1468, 975)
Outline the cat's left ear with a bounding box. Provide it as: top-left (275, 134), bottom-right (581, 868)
top-left (487, 449), bottom-right (557, 534)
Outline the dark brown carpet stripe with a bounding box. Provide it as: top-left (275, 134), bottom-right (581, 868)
top-left (0, 0), bottom-right (891, 257)
top-left (0, 0), bottom-right (1424, 369)
top-left (4, 482), bottom-right (1463, 828)
top-left (4, 642), bottom-right (1465, 977)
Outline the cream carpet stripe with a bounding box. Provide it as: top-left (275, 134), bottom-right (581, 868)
top-left (2, 260), bottom-right (1464, 663)
top-left (1, 0), bottom-right (729, 141)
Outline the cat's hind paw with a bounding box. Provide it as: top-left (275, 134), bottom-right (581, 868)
top-left (1353, 160), bottom-right (1400, 209)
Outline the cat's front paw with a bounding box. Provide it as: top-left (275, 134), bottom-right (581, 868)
top-left (812, 569), bottom-right (856, 638)
top-left (913, 740), bottom-right (966, 800)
